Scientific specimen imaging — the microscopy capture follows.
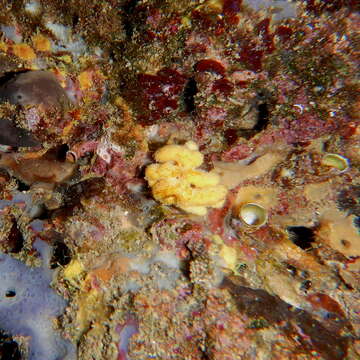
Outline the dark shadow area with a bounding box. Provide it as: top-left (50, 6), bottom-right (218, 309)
top-left (50, 240), bottom-right (72, 269)
top-left (16, 179), bottom-right (30, 192)
top-left (122, 0), bottom-right (140, 38)
top-left (253, 102), bottom-right (269, 132)
top-left (0, 70), bottom-right (30, 88)
top-left (55, 144), bottom-right (70, 162)
top-left (6, 218), bottom-right (24, 253)
top-left (183, 77), bottom-right (197, 113)
top-left (287, 226), bottom-right (315, 250)
top-left (0, 330), bottom-right (22, 360)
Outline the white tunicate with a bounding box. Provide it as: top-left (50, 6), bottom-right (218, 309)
top-left (0, 25), bottom-right (22, 43)
top-left (154, 251), bottom-right (180, 269)
top-left (45, 22), bottom-right (72, 43)
top-left (245, 0), bottom-right (297, 20)
top-left (129, 258), bottom-right (151, 274)
top-left (45, 22), bottom-right (87, 57)
top-left (24, 1), bottom-right (41, 15)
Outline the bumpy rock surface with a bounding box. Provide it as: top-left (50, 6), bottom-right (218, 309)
top-left (0, 1), bottom-right (359, 359)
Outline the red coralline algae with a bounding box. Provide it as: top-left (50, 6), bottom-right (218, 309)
top-left (138, 68), bottom-right (187, 123)
top-left (195, 59), bottom-right (226, 77)
top-left (212, 78), bottom-right (234, 97)
top-left (304, 0), bottom-right (358, 14)
top-left (238, 42), bottom-right (265, 72)
top-left (275, 25), bottom-right (293, 42)
top-left (223, 0), bottom-right (242, 25)
top-left (259, 20), bottom-right (275, 51)
top-left (221, 143), bottom-right (252, 161)
top-left (282, 112), bottom-right (338, 143)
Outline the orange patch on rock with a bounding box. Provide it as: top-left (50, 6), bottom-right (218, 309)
top-left (32, 34), bottom-right (51, 52)
top-left (78, 70), bottom-right (93, 90)
top-left (86, 256), bottom-right (131, 285)
top-left (11, 44), bottom-right (36, 61)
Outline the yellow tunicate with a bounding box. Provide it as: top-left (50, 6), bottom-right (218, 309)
top-left (145, 141), bottom-right (228, 215)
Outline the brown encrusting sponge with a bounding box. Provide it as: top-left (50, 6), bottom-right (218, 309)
top-left (0, 0), bottom-right (359, 359)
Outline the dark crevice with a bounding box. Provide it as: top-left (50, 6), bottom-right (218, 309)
top-left (183, 77), bottom-right (197, 113)
top-left (300, 280), bottom-right (312, 292)
top-left (72, 13), bottom-right (80, 27)
top-left (287, 226), bottom-right (316, 250)
top-left (237, 129), bottom-right (257, 140)
top-left (224, 128), bottom-right (238, 146)
top-left (50, 240), bottom-right (71, 269)
top-left (43, 144), bottom-right (69, 162)
top-left (16, 179), bottom-right (30, 192)
top-left (122, 0), bottom-right (140, 38)
top-left (62, 177), bottom-right (106, 208)
top-left (180, 258), bottom-right (192, 280)
top-left (285, 263), bottom-right (297, 276)
top-left (55, 144), bottom-right (69, 162)
top-left (34, 206), bottom-right (50, 221)
top-left (253, 102), bottom-right (269, 132)
top-left (354, 216), bottom-right (360, 230)
top-left (0, 330), bottom-right (22, 360)
top-left (7, 218), bottom-right (25, 253)
top-left (0, 70), bottom-right (30, 88)
top-left (42, 177), bottom-right (106, 221)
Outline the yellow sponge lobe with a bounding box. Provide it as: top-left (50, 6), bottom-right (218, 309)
top-left (145, 141), bottom-right (228, 215)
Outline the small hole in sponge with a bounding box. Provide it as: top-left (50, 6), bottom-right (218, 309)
top-left (5, 290), bottom-right (16, 298)
top-left (287, 226), bottom-right (316, 250)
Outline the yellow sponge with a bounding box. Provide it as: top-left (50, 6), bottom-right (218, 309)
top-left (145, 141), bottom-right (228, 215)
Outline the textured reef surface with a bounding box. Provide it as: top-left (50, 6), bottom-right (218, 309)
top-left (0, 0), bottom-right (359, 359)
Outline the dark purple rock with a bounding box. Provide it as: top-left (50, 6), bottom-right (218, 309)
top-left (0, 70), bottom-right (69, 109)
top-left (0, 118), bottom-right (39, 147)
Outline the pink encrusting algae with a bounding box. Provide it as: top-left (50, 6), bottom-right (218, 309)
top-left (116, 316), bottom-right (139, 360)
